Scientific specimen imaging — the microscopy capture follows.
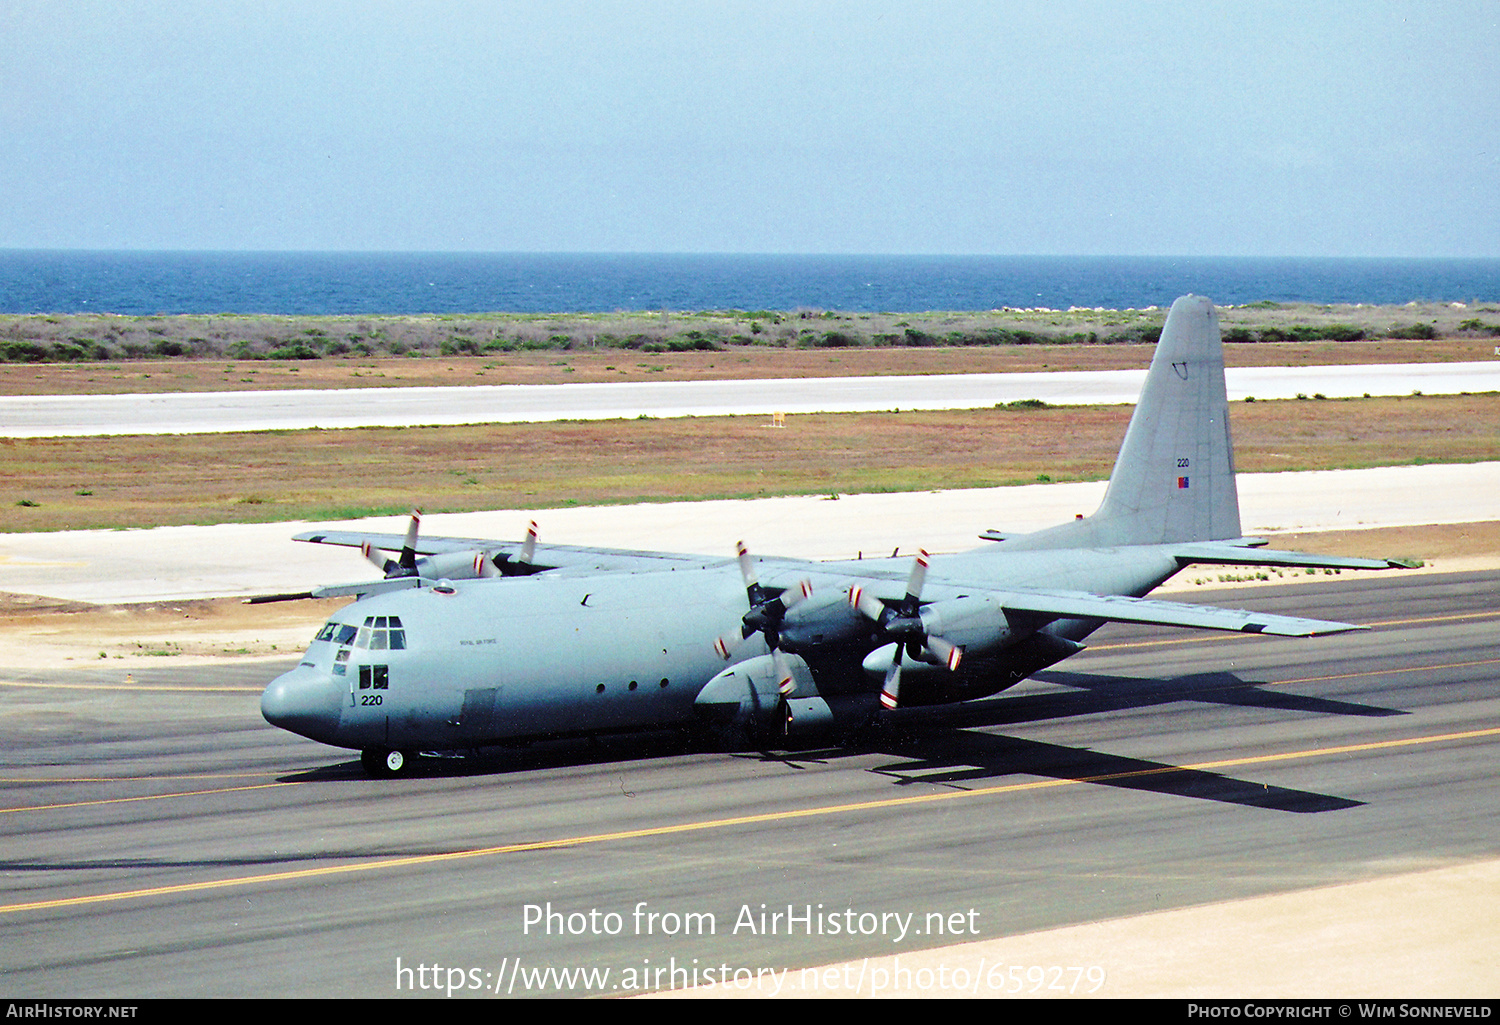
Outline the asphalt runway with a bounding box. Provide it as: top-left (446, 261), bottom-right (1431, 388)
top-left (3, 361), bottom-right (1498, 436)
top-left (2, 569), bottom-right (1496, 997)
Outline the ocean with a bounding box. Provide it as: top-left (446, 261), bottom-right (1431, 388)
top-left (2, 251), bottom-right (1498, 316)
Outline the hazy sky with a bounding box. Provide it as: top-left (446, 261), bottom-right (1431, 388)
top-left (3, 1), bottom-right (1496, 256)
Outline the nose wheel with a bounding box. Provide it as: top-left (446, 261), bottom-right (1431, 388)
top-left (361, 747), bottom-right (413, 777)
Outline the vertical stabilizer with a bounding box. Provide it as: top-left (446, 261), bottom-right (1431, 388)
top-left (1004, 294), bottom-right (1241, 550)
top-left (1092, 294), bottom-right (1240, 544)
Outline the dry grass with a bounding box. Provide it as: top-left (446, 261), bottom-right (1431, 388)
top-left (4, 393), bottom-right (1496, 532)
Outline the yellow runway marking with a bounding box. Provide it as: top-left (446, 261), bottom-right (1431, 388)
top-left (5, 724), bottom-right (1498, 917)
top-left (0, 782), bottom-right (298, 815)
top-left (1275, 658), bottom-right (1500, 688)
top-left (1363, 610), bottom-right (1500, 629)
top-left (0, 679), bottom-right (260, 692)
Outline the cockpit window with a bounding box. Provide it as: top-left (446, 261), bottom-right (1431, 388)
top-left (315, 622), bottom-right (361, 645)
top-left (314, 617), bottom-right (404, 649)
top-left (356, 615), bottom-right (406, 650)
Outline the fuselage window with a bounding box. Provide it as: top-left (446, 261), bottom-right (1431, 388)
top-left (358, 664), bottom-right (390, 690)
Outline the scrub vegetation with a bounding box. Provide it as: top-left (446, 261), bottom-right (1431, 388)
top-left (1, 301), bottom-right (1497, 391)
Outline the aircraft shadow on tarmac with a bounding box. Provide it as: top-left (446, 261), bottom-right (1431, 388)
top-left (861, 731), bottom-right (1361, 814)
top-left (949, 668), bottom-right (1408, 726)
top-left (271, 669), bottom-right (1395, 814)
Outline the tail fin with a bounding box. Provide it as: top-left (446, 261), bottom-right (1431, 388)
top-left (1006, 294), bottom-right (1241, 550)
top-left (1092, 294), bottom-right (1241, 543)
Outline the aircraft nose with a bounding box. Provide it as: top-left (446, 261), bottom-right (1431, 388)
top-left (261, 667), bottom-right (344, 742)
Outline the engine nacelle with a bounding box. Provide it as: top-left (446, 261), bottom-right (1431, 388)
top-left (918, 594), bottom-right (1023, 654)
top-left (863, 631), bottom-right (1086, 706)
top-left (776, 589), bottom-right (869, 650)
top-left (694, 654), bottom-right (876, 742)
top-left (415, 550), bottom-right (496, 580)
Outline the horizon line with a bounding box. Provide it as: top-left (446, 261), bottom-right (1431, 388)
top-left (4, 249), bottom-right (1499, 262)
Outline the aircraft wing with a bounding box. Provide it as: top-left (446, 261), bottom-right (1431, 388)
top-left (1172, 539), bottom-right (1412, 571)
top-left (291, 528), bottom-right (714, 572)
top-left (995, 588), bottom-right (1365, 636)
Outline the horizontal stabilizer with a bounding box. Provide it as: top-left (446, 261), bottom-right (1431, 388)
top-left (310, 578), bottom-right (426, 600)
top-left (242, 591), bottom-right (315, 605)
top-left (242, 577), bottom-right (429, 603)
top-left (294, 528), bottom-right (483, 556)
top-left (1172, 540), bottom-right (1410, 571)
top-left (998, 588), bottom-right (1365, 637)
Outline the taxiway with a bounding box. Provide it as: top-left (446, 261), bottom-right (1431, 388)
top-left (3, 361), bottom-right (1498, 437)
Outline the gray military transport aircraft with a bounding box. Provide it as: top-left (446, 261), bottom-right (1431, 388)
top-left (259, 295), bottom-right (1405, 776)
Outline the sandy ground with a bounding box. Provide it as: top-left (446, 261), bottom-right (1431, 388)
top-left (648, 858), bottom-right (1500, 998)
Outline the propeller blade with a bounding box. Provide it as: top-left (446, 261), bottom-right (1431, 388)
top-left (925, 635), bottom-right (963, 672)
top-left (848, 584), bottom-right (887, 623)
top-left (903, 549), bottom-right (930, 607)
top-left (783, 578), bottom-right (813, 610)
top-left (361, 541), bottom-right (397, 576)
top-left (735, 540), bottom-right (758, 593)
top-left (880, 658), bottom-right (902, 709)
top-left (474, 551), bottom-right (501, 579)
top-left (773, 647), bottom-right (796, 696)
top-left (520, 520), bottom-right (538, 565)
top-left (713, 629), bottom-right (746, 660)
top-left (398, 508), bottom-right (422, 572)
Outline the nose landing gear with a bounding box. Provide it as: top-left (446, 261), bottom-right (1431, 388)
top-left (361, 747), bottom-right (414, 777)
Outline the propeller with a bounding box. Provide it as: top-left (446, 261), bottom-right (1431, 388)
top-left (361, 508), bottom-right (424, 578)
top-left (847, 549), bottom-right (962, 709)
top-left (360, 508), bottom-right (536, 581)
top-left (712, 540), bottom-right (812, 697)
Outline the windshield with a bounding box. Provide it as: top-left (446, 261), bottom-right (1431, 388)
top-left (314, 616), bottom-right (404, 650)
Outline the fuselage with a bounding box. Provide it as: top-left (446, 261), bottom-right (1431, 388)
top-left (260, 543), bottom-right (1183, 754)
